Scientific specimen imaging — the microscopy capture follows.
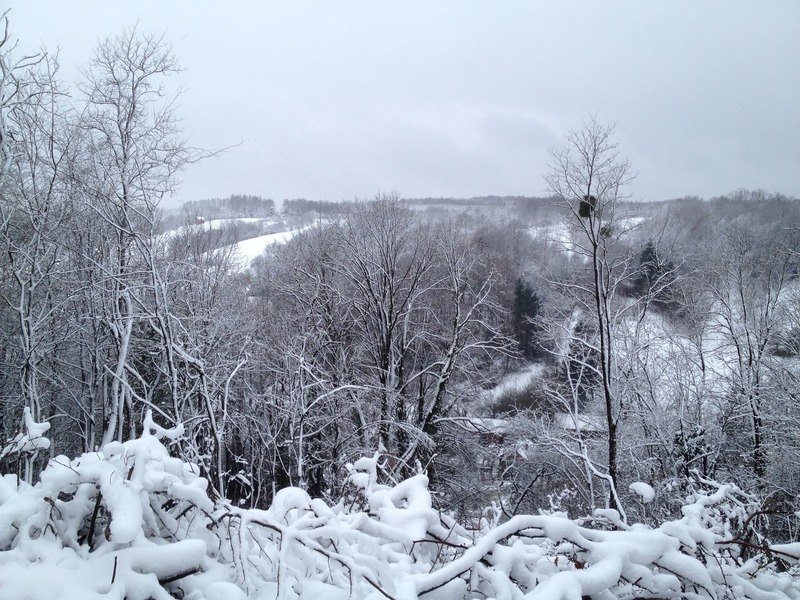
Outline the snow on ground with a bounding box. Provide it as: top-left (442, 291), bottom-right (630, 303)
top-left (233, 228), bottom-right (304, 264)
top-left (527, 215), bottom-right (649, 259)
top-left (615, 216), bottom-right (646, 230)
top-left (231, 223), bottom-right (318, 267)
top-left (160, 217), bottom-right (317, 268)
top-left (527, 221), bottom-right (585, 260)
top-left (553, 412), bottom-right (606, 433)
top-left (528, 222), bottom-right (570, 246)
top-left (485, 363), bottom-right (546, 401)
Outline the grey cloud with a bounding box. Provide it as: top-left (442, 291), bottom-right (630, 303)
top-left (8, 0), bottom-right (799, 202)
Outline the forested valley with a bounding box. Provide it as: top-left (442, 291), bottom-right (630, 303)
top-left (1, 22), bottom-right (799, 600)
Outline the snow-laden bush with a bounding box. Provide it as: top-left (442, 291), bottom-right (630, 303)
top-left (1, 415), bottom-right (798, 599)
top-left (0, 407), bottom-right (52, 485)
top-left (0, 412), bottom-right (229, 600)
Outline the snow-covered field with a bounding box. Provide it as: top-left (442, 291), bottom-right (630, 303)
top-left (162, 218), bottom-right (316, 268)
top-left (233, 226), bottom-right (311, 265)
top-left (527, 221), bottom-right (585, 260)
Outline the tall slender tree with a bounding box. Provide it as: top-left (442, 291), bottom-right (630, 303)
top-left (76, 26), bottom-right (193, 446)
top-left (544, 119), bottom-right (635, 513)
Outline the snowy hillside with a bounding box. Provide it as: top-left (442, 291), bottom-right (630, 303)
top-left (233, 224), bottom-right (316, 266)
top-left (162, 217), bottom-right (315, 268)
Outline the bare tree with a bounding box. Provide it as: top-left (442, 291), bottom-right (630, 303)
top-left (0, 11), bottom-right (42, 179)
top-left (709, 223), bottom-right (796, 481)
top-left (0, 50), bottom-right (77, 421)
top-left (253, 195), bottom-right (512, 498)
top-left (544, 119), bottom-right (637, 513)
top-left (0, 14), bottom-right (63, 481)
top-left (160, 224), bottom-right (253, 498)
top-left (75, 26), bottom-right (194, 446)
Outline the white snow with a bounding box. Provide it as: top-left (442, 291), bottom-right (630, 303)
top-left (553, 412), bottom-right (606, 433)
top-left (165, 217), bottom-right (273, 238)
top-left (629, 481), bottom-right (656, 503)
top-left (1, 415), bottom-right (798, 599)
top-left (0, 407), bottom-right (51, 459)
top-left (528, 222), bottom-right (581, 258)
top-left (486, 363), bottom-right (545, 401)
top-left (233, 228), bottom-right (305, 264)
top-left (160, 218), bottom-right (313, 269)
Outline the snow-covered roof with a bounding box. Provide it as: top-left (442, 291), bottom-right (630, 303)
top-left (463, 417), bottom-right (509, 434)
top-left (553, 412), bottom-right (606, 433)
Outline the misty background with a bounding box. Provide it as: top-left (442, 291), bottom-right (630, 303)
top-left (9, 0), bottom-right (800, 204)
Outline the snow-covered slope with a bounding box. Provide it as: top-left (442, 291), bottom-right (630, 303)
top-left (162, 218), bottom-right (316, 268)
top-left (232, 226), bottom-right (312, 265)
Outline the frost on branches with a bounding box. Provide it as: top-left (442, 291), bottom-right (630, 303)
top-left (0, 407), bottom-right (51, 486)
top-left (0, 415), bottom-right (798, 600)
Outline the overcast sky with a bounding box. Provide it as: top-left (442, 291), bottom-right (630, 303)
top-left (7, 1), bottom-right (800, 204)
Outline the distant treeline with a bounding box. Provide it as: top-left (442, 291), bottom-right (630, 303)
top-left (282, 199), bottom-right (351, 216)
top-left (159, 195), bottom-right (277, 230)
top-left (282, 196), bottom-right (557, 216)
top-left (169, 190), bottom-right (798, 233)
top-left (406, 195), bottom-right (551, 207)
top-left (183, 195), bottom-right (276, 219)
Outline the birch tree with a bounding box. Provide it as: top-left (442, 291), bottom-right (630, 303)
top-left (76, 26), bottom-right (192, 446)
top-left (0, 54), bottom-right (73, 432)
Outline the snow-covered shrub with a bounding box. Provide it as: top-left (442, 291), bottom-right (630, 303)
top-left (211, 453), bottom-right (471, 598)
top-left (0, 407), bottom-right (51, 484)
top-left (1, 415), bottom-right (798, 599)
top-left (0, 411), bottom-right (232, 600)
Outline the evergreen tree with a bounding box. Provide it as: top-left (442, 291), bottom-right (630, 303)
top-left (633, 241), bottom-right (675, 309)
top-left (511, 278), bottom-right (541, 359)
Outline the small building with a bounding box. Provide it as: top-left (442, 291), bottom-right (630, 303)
top-left (552, 412), bottom-right (606, 437)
